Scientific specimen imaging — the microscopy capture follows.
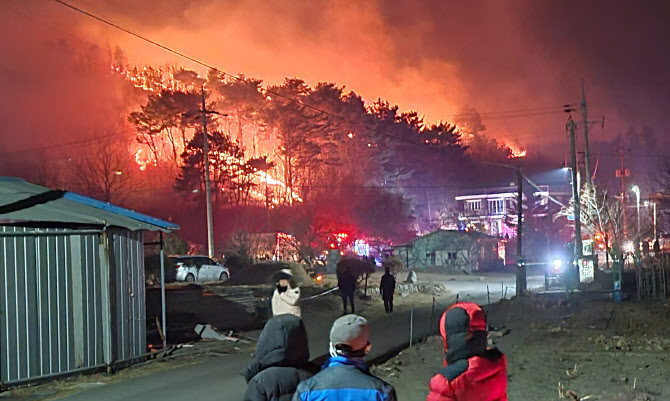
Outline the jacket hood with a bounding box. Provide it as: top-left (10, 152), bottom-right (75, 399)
top-left (243, 314), bottom-right (310, 382)
top-left (439, 302), bottom-right (488, 365)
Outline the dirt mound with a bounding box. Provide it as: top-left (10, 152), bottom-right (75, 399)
top-left (224, 261), bottom-right (311, 286)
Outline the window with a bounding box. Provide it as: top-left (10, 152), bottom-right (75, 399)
top-left (488, 199), bottom-right (505, 215)
top-left (426, 251), bottom-right (436, 265)
top-left (447, 251), bottom-right (457, 261)
top-left (465, 200), bottom-right (481, 211)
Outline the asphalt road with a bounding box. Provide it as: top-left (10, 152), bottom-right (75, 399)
top-left (56, 273), bottom-right (544, 401)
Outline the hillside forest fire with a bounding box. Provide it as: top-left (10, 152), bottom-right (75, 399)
top-left (118, 62), bottom-right (530, 207)
top-left (119, 63), bottom-right (304, 205)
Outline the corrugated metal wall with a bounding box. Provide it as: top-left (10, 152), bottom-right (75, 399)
top-left (109, 229), bottom-right (146, 363)
top-left (0, 226), bottom-right (146, 386)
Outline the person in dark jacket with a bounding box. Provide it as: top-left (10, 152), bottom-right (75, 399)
top-left (337, 266), bottom-right (357, 314)
top-left (426, 302), bottom-right (507, 401)
top-left (292, 314), bottom-right (397, 401)
top-left (379, 267), bottom-right (396, 313)
top-left (242, 314), bottom-right (318, 401)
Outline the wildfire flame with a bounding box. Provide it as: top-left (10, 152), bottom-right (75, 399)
top-left (134, 148), bottom-right (149, 171)
top-left (508, 144), bottom-right (527, 158)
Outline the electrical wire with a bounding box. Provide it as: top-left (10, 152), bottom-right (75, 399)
top-left (0, 133), bottom-right (134, 158)
top-left (451, 105), bottom-right (571, 117)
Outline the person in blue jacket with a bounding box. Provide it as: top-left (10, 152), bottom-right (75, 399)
top-left (292, 314), bottom-right (397, 401)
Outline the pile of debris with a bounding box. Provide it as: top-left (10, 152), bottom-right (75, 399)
top-left (367, 282), bottom-right (448, 296)
top-left (590, 334), bottom-right (668, 352)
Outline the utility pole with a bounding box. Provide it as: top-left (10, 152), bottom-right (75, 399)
top-left (614, 146), bottom-right (629, 238)
top-left (482, 160), bottom-right (526, 296)
top-left (516, 165), bottom-right (526, 297)
top-left (201, 86), bottom-right (215, 258)
top-left (653, 201), bottom-right (657, 241)
top-left (567, 117), bottom-right (583, 272)
top-left (579, 82), bottom-right (605, 187)
top-left (580, 81), bottom-right (592, 187)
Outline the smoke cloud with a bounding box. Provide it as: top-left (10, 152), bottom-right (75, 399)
top-left (1, 0), bottom-right (669, 168)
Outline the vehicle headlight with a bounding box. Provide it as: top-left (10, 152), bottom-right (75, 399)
top-left (552, 259), bottom-right (563, 271)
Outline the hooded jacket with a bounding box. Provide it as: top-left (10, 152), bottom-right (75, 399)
top-left (272, 285), bottom-right (301, 317)
top-left (426, 302), bottom-right (507, 401)
top-left (243, 314), bottom-right (318, 401)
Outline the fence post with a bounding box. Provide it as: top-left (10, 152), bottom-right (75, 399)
top-left (487, 285), bottom-right (490, 305)
top-left (409, 307), bottom-right (414, 347)
top-left (501, 281), bottom-right (504, 298)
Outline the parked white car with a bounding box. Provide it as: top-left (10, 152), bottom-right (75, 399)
top-left (170, 255), bottom-right (230, 282)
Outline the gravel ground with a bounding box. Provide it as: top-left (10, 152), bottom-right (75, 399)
top-left (372, 295), bottom-right (670, 401)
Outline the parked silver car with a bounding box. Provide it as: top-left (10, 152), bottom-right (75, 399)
top-left (170, 255), bottom-right (230, 282)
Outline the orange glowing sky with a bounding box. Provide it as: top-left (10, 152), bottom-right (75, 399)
top-left (2, 0), bottom-right (669, 160)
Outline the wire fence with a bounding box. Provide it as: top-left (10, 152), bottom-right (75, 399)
top-left (635, 255), bottom-right (669, 301)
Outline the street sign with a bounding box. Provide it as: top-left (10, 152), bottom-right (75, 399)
top-left (579, 258), bottom-right (594, 283)
top-left (582, 239), bottom-right (594, 256)
top-left (615, 168), bottom-right (630, 178)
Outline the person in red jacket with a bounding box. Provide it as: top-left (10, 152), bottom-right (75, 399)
top-left (426, 302), bottom-right (507, 401)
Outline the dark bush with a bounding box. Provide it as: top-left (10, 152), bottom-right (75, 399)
top-left (382, 256), bottom-right (404, 275)
top-left (336, 257), bottom-right (369, 279)
top-left (224, 253), bottom-right (254, 276)
top-left (224, 261), bottom-right (310, 286)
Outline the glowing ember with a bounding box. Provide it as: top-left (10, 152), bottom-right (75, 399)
top-left (134, 148), bottom-right (149, 171)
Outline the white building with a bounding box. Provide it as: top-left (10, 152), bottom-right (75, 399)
top-left (455, 185), bottom-right (550, 238)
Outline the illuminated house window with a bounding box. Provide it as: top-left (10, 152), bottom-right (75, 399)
top-left (465, 200), bottom-right (481, 211)
top-left (488, 199), bottom-right (505, 215)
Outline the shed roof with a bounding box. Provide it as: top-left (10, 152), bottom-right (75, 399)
top-left (395, 229), bottom-right (498, 247)
top-left (0, 177), bottom-right (178, 232)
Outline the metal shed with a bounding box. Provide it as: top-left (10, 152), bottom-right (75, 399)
top-left (0, 177), bottom-right (178, 387)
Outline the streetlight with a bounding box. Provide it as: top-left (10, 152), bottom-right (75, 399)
top-left (632, 185), bottom-right (641, 239)
top-left (644, 199), bottom-right (658, 251)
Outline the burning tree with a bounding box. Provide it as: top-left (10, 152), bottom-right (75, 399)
top-left (128, 89), bottom-right (210, 169)
top-left (175, 130), bottom-right (257, 206)
top-left (454, 106), bottom-right (521, 161)
top-left (262, 79), bottom-right (329, 204)
top-left (208, 72), bottom-right (265, 148)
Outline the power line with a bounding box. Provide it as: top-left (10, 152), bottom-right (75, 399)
top-left (449, 106), bottom-right (570, 119)
top-left (51, 0), bottom-right (219, 72)
top-left (0, 133), bottom-right (133, 157)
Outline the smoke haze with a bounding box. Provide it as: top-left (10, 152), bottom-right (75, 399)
top-left (1, 0), bottom-right (669, 163)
